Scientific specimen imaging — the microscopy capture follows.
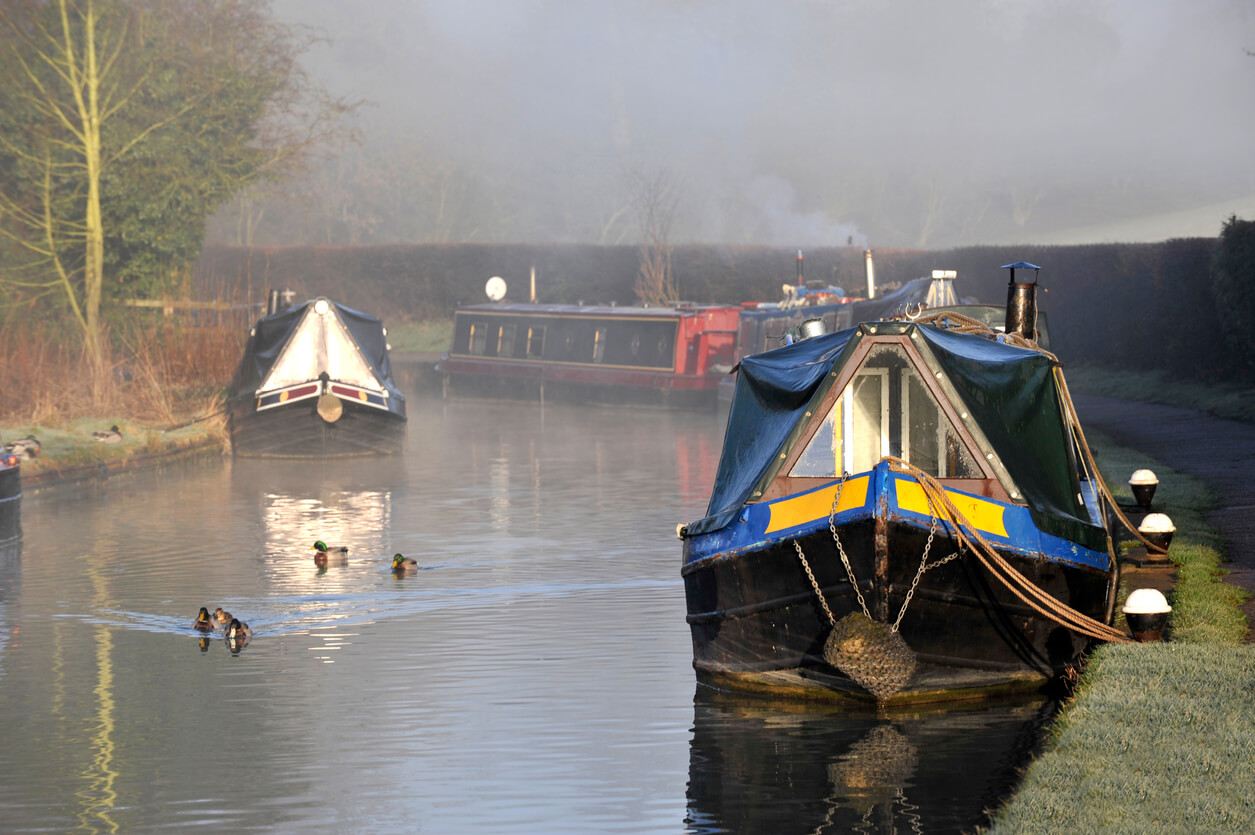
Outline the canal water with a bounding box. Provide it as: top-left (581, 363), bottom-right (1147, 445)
top-left (0, 374), bottom-right (1055, 833)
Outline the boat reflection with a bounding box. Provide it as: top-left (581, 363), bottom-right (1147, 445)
top-left (685, 687), bottom-right (1057, 833)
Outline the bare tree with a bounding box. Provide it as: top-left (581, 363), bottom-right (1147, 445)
top-left (628, 166), bottom-right (681, 306)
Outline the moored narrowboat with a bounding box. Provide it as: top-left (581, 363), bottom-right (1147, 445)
top-left (437, 300), bottom-right (740, 409)
top-left (680, 263), bottom-right (1128, 704)
top-left (0, 449), bottom-right (20, 544)
top-left (227, 296), bottom-right (407, 457)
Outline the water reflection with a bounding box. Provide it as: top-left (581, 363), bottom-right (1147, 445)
top-left (686, 688), bottom-right (1057, 834)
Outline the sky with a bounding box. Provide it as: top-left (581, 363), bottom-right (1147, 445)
top-left (264, 0), bottom-right (1255, 249)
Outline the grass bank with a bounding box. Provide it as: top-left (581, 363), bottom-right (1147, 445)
top-left (1066, 364), bottom-right (1255, 426)
top-left (386, 318), bottom-right (452, 355)
top-left (989, 431), bottom-right (1253, 832)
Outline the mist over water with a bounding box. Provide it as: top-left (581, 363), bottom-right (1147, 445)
top-left (228, 0), bottom-right (1255, 248)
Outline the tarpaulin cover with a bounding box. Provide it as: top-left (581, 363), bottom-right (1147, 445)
top-left (689, 322), bottom-right (1103, 551)
top-left (690, 327), bottom-right (856, 535)
top-left (228, 299), bottom-right (401, 404)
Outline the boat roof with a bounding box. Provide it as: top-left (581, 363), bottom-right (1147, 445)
top-left (690, 318), bottom-right (1102, 550)
top-left (229, 298), bottom-right (401, 398)
top-left (454, 302), bottom-right (732, 318)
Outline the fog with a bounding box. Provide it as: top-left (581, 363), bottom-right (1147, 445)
top-left (245, 0), bottom-right (1255, 248)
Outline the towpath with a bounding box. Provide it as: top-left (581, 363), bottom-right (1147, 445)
top-left (1071, 394), bottom-right (1255, 634)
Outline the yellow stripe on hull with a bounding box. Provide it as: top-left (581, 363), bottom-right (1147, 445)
top-left (895, 480), bottom-right (1008, 538)
top-left (765, 477), bottom-right (870, 534)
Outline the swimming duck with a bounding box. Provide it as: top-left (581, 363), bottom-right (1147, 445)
top-left (93, 425), bottom-right (123, 443)
top-left (213, 608), bottom-right (234, 629)
top-left (311, 540), bottom-right (349, 566)
top-left (224, 618), bottom-right (253, 640)
top-left (391, 554), bottom-right (419, 572)
top-left (193, 606), bottom-right (215, 632)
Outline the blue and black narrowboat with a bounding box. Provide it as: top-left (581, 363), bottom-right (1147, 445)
top-left (227, 296), bottom-right (407, 457)
top-left (680, 264), bottom-right (1124, 704)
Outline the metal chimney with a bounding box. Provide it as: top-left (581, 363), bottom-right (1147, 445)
top-left (864, 250), bottom-right (876, 299)
top-left (1002, 261), bottom-right (1042, 341)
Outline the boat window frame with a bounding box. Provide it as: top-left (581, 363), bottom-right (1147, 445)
top-left (526, 326), bottom-right (545, 358)
top-left (761, 334), bottom-right (1008, 503)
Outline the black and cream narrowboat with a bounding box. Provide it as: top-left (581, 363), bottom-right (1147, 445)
top-left (227, 296), bottom-right (406, 457)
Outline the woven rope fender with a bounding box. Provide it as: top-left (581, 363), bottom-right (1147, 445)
top-left (824, 612), bottom-right (916, 700)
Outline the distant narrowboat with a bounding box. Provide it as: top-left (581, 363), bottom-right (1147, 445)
top-left (680, 263), bottom-right (1127, 704)
top-left (437, 300), bottom-right (740, 409)
top-left (227, 296), bottom-right (407, 457)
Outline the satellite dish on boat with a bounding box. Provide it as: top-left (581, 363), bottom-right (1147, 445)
top-left (485, 276), bottom-right (507, 302)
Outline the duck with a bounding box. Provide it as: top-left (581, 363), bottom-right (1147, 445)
top-left (6, 435), bottom-right (40, 458)
top-left (311, 540), bottom-right (348, 556)
top-left (391, 553), bottom-right (419, 572)
top-left (213, 608), bottom-right (234, 629)
top-left (193, 606), bottom-right (216, 632)
top-left (224, 618), bottom-right (253, 640)
top-left (311, 540), bottom-right (349, 566)
top-left (93, 425), bottom-right (123, 443)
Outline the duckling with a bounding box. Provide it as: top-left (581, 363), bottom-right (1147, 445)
top-left (193, 606), bottom-right (215, 632)
top-left (213, 608), bottom-right (234, 630)
top-left (93, 425), bottom-right (123, 443)
top-left (391, 553), bottom-right (419, 572)
top-left (224, 618), bottom-right (253, 640)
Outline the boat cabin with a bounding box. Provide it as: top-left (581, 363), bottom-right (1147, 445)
top-left (693, 318), bottom-right (1101, 553)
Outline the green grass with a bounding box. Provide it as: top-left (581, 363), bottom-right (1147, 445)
top-left (386, 319), bottom-right (453, 354)
top-left (989, 432), bottom-right (1253, 832)
top-left (991, 643), bottom-right (1255, 833)
top-left (1066, 365), bottom-right (1255, 426)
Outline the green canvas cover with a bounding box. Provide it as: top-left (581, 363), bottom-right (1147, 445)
top-left (690, 322), bottom-right (1104, 551)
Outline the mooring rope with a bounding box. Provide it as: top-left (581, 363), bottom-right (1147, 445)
top-left (884, 456), bottom-right (1133, 644)
top-left (916, 311), bottom-right (1167, 557)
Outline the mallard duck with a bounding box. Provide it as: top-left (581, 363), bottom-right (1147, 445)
top-left (6, 435), bottom-right (40, 458)
top-left (311, 540), bottom-right (349, 566)
top-left (213, 608), bottom-right (233, 629)
top-left (193, 606), bottom-right (215, 632)
top-left (93, 425), bottom-right (123, 443)
top-left (224, 618), bottom-right (253, 640)
top-left (391, 553), bottom-right (419, 572)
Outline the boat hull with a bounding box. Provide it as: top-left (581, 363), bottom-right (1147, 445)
top-left (228, 396), bottom-right (406, 458)
top-left (439, 356), bottom-right (718, 410)
top-left (0, 463), bottom-right (20, 544)
top-left (681, 465), bottom-right (1116, 704)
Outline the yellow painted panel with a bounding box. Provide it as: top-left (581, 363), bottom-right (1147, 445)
top-left (765, 477), bottom-right (870, 534)
top-left (895, 480), bottom-right (1008, 538)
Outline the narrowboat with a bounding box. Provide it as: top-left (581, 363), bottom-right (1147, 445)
top-left (227, 296), bottom-right (406, 457)
top-left (0, 448), bottom-right (20, 544)
top-left (436, 297), bottom-right (740, 409)
top-left (680, 263), bottom-right (1126, 704)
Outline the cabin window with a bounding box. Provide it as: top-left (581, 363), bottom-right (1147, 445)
top-left (790, 343), bottom-right (982, 479)
top-left (469, 322), bottom-right (487, 355)
top-left (526, 326), bottom-right (545, 357)
top-left (497, 323), bottom-right (517, 356)
top-left (593, 326), bottom-right (607, 362)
